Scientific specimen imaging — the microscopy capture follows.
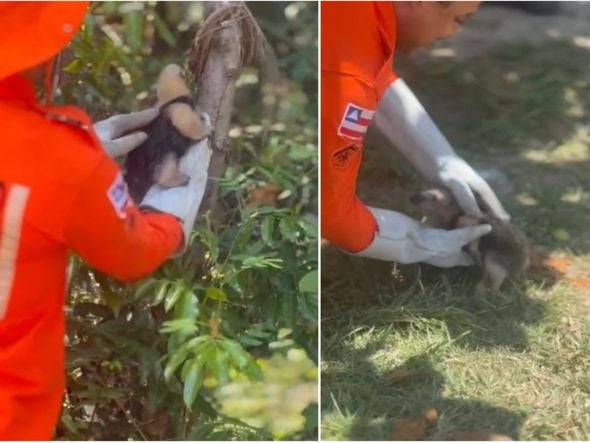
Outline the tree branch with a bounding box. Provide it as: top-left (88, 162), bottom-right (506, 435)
top-left (191, 2), bottom-right (251, 216)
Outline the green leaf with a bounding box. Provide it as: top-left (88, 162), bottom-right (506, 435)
top-left (279, 217), bottom-right (298, 242)
top-left (235, 216), bottom-right (257, 251)
top-left (180, 357), bottom-right (192, 382)
top-left (250, 207), bottom-right (289, 216)
top-left (269, 338), bottom-right (295, 350)
top-left (195, 227), bottom-right (220, 263)
top-left (183, 360), bottom-right (204, 409)
top-left (240, 336), bottom-right (264, 347)
top-left (244, 327), bottom-right (272, 339)
top-left (298, 292), bottom-right (318, 322)
top-left (185, 335), bottom-right (212, 351)
top-left (125, 11), bottom-right (142, 51)
top-left (206, 346), bottom-right (230, 385)
top-left (153, 12), bottom-right (176, 47)
top-left (164, 346), bottom-right (192, 381)
top-left (242, 256), bottom-right (283, 269)
top-left (242, 359), bottom-right (264, 380)
top-left (174, 289), bottom-right (198, 320)
top-left (165, 282), bottom-right (185, 312)
top-left (288, 144), bottom-right (316, 160)
top-left (298, 270), bottom-right (318, 293)
top-left (298, 218), bottom-right (318, 238)
top-left (278, 328), bottom-right (292, 340)
top-left (63, 58), bottom-right (85, 74)
top-left (133, 277), bottom-right (157, 300)
top-left (220, 339), bottom-right (250, 369)
top-left (153, 281), bottom-right (171, 306)
top-left (261, 216), bottom-right (275, 246)
top-left (59, 411), bottom-right (81, 435)
top-left (205, 287), bottom-right (228, 302)
top-left (160, 319), bottom-right (197, 336)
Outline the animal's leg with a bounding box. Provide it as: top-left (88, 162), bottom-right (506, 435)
top-left (474, 256), bottom-right (509, 298)
top-left (155, 152), bottom-right (190, 188)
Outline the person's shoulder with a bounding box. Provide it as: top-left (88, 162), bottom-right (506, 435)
top-left (4, 103), bottom-right (109, 183)
top-left (44, 105), bottom-right (107, 164)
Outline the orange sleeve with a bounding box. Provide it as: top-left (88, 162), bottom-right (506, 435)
top-left (321, 72), bottom-right (378, 253)
top-left (321, 1), bottom-right (401, 253)
top-left (63, 156), bottom-right (182, 282)
top-left (321, 2), bottom-right (386, 253)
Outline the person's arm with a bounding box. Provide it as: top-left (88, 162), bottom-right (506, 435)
top-left (63, 156), bottom-right (182, 282)
top-left (374, 79), bottom-right (510, 221)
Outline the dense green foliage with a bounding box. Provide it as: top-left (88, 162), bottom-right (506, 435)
top-left (57, 2), bottom-right (317, 440)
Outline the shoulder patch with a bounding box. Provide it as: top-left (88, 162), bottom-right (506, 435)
top-left (107, 173), bottom-right (131, 218)
top-left (337, 103), bottom-right (375, 140)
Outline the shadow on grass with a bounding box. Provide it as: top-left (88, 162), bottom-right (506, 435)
top-left (321, 245), bottom-right (547, 440)
top-left (322, 340), bottom-right (526, 440)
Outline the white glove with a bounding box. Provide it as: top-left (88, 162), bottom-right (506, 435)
top-left (140, 137), bottom-right (212, 254)
top-left (374, 79), bottom-right (510, 221)
top-left (93, 108), bottom-right (159, 158)
top-left (352, 207), bottom-right (491, 267)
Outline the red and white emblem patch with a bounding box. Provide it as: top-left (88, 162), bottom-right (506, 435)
top-left (337, 103), bottom-right (375, 140)
top-left (107, 173), bottom-right (131, 219)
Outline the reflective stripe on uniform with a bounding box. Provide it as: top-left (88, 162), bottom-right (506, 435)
top-left (0, 184), bottom-right (30, 320)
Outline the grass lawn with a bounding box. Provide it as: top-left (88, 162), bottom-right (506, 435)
top-left (321, 27), bottom-right (590, 441)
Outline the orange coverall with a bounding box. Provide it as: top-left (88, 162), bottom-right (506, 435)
top-left (321, 1), bottom-right (398, 252)
top-left (0, 3), bottom-right (182, 439)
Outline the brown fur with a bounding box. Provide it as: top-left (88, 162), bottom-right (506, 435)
top-left (410, 187), bottom-right (529, 295)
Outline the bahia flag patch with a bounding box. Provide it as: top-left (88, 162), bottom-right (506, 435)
top-left (107, 172), bottom-right (131, 219)
top-left (337, 103), bottom-right (375, 140)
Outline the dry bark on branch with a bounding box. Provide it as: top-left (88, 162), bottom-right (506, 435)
top-left (189, 1), bottom-right (272, 216)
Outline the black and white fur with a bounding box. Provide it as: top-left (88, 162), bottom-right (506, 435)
top-left (124, 64), bottom-right (212, 203)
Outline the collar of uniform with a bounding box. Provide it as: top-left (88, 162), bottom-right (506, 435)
top-left (0, 74), bottom-right (37, 105)
top-left (0, 72), bottom-right (94, 135)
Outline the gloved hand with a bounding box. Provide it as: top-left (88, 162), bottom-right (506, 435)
top-left (93, 108), bottom-right (159, 158)
top-left (352, 207), bottom-right (491, 267)
top-left (140, 136), bottom-right (211, 254)
top-left (374, 79), bottom-right (510, 221)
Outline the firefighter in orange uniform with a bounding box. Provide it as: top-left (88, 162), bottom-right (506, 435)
top-left (322, 2), bottom-right (509, 265)
top-left (0, 2), bottom-right (210, 439)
